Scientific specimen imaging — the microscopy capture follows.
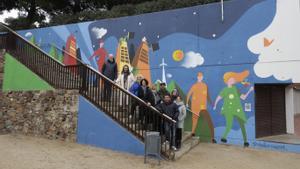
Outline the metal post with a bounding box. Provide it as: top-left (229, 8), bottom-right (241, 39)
top-left (221, 0), bottom-right (224, 22)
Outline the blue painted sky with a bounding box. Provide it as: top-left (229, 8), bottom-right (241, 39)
top-left (17, 0), bottom-right (281, 130)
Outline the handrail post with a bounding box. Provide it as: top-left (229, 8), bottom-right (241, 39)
top-left (80, 64), bottom-right (88, 93)
top-left (1, 22), bottom-right (178, 159)
top-left (172, 121), bottom-right (176, 151)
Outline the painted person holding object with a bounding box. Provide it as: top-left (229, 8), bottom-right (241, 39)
top-left (186, 72), bottom-right (215, 143)
top-left (213, 70), bottom-right (254, 147)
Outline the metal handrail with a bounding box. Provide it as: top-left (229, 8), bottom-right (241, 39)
top-left (49, 43), bottom-right (86, 66)
top-left (0, 22), bottom-right (178, 159)
top-left (86, 65), bottom-right (176, 123)
top-left (0, 22), bottom-right (66, 67)
top-left (51, 42), bottom-right (176, 123)
top-left (186, 107), bottom-right (200, 117)
top-left (0, 22), bottom-right (176, 124)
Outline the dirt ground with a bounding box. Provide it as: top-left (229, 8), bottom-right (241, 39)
top-left (1, 134), bottom-right (300, 169)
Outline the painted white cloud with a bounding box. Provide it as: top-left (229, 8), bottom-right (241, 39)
top-left (91, 27), bottom-right (107, 39)
top-left (181, 51), bottom-right (204, 68)
top-left (167, 73), bottom-right (172, 78)
top-left (247, 0), bottom-right (300, 82)
top-left (25, 32), bottom-right (33, 37)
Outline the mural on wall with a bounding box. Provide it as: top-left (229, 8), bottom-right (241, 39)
top-left (13, 0), bottom-right (300, 151)
top-left (248, 0), bottom-right (300, 83)
top-left (77, 96), bottom-right (144, 155)
top-left (186, 72), bottom-right (215, 143)
top-left (88, 27), bottom-right (108, 72)
top-left (213, 70), bottom-right (254, 146)
top-left (2, 53), bottom-right (53, 91)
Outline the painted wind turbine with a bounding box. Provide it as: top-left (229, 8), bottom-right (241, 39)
top-left (160, 58), bottom-right (167, 84)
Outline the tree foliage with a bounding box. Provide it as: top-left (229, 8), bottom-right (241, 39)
top-left (1, 0), bottom-right (222, 29)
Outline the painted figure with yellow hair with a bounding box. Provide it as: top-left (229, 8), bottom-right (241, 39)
top-left (213, 70), bottom-right (254, 147)
top-left (186, 72), bottom-right (216, 143)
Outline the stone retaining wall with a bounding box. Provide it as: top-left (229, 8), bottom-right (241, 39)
top-left (0, 90), bottom-right (79, 142)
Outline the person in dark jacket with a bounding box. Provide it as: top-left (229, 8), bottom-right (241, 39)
top-left (156, 94), bottom-right (179, 150)
top-left (157, 82), bottom-right (170, 104)
top-left (137, 79), bottom-right (155, 128)
top-left (101, 54), bottom-right (118, 101)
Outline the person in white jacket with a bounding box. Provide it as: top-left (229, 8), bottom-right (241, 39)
top-left (115, 65), bottom-right (135, 107)
top-left (175, 96), bottom-right (187, 149)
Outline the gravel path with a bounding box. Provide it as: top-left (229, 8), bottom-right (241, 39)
top-left (1, 134), bottom-right (300, 169)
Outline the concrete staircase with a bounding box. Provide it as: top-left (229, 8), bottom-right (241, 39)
top-left (100, 99), bottom-right (200, 160)
top-left (174, 131), bottom-right (200, 160)
top-left (0, 49), bottom-right (201, 160)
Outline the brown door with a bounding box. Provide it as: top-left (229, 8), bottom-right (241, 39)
top-left (255, 84), bottom-right (287, 138)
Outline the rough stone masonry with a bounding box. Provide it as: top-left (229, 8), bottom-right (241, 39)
top-left (0, 90), bottom-right (79, 142)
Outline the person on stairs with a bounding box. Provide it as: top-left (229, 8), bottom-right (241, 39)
top-left (171, 89), bottom-right (179, 102)
top-left (157, 82), bottom-right (170, 104)
top-left (175, 96), bottom-right (186, 149)
top-left (156, 94), bottom-right (179, 151)
top-left (137, 78), bottom-right (155, 130)
top-left (129, 74), bottom-right (143, 119)
top-left (101, 54), bottom-right (118, 101)
top-left (115, 65), bottom-right (135, 110)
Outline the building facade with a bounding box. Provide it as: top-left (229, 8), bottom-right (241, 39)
top-left (5, 0), bottom-right (300, 153)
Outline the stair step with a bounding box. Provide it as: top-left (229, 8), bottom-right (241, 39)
top-left (174, 137), bottom-right (200, 160)
top-left (182, 131), bottom-right (192, 143)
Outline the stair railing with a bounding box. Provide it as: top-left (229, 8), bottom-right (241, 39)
top-left (0, 22), bottom-right (177, 159)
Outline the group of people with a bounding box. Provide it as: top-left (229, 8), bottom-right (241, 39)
top-left (101, 56), bottom-right (186, 150)
top-left (101, 54), bottom-right (254, 150)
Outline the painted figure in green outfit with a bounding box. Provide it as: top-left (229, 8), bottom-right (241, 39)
top-left (213, 70), bottom-right (254, 147)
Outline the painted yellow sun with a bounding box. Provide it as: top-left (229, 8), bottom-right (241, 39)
top-left (172, 50), bottom-right (184, 61)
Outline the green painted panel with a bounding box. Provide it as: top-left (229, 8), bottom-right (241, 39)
top-left (2, 53), bottom-right (53, 91)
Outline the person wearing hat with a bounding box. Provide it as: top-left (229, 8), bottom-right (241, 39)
top-left (213, 70), bottom-right (254, 147)
top-left (101, 54), bottom-right (118, 101)
top-left (157, 82), bottom-right (170, 104)
top-left (186, 72), bottom-right (215, 143)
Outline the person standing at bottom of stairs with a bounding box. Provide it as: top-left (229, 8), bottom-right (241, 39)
top-left (156, 94), bottom-right (179, 151)
top-left (175, 96), bottom-right (187, 149)
top-left (101, 54), bottom-right (118, 102)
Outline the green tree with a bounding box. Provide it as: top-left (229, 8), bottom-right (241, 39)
top-left (1, 0), bottom-right (223, 29)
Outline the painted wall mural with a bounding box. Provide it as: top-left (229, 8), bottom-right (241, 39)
top-left (248, 0), bottom-right (300, 82)
top-left (3, 53), bottom-right (53, 91)
top-left (77, 96), bottom-right (144, 155)
top-left (13, 0), bottom-right (300, 152)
